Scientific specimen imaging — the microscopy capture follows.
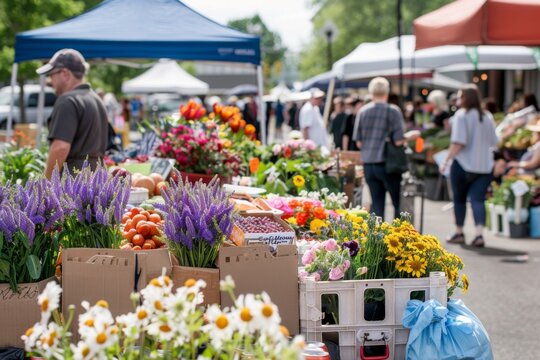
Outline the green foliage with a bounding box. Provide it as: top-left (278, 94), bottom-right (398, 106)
top-left (299, 0), bottom-right (453, 79)
top-left (227, 15), bottom-right (286, 86)
top-left (0, 145), bottom-right (47, 185)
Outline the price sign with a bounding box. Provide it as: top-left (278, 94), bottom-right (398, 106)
top-left (150, 158), bottom-right (175, 179)
top-left (511, 180), bottom-right (529, 197)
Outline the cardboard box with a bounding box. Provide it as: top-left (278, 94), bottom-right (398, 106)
top-left (62, 248), bottom-right (172, 337)
top-left (218, 245), bottom-right (299, 335)
top-left (230, 213), bottom-right (296, 250)
top-left (171, 266), bottom-right (220, 306)
top-left (0, 277), bottom-right (55, 348)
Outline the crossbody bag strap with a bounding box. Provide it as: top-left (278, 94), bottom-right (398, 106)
top-left (385, 104), bottom-right (393, 144)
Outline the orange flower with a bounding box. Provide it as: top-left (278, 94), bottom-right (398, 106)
top-left (229, 118), bottom-right (241, 133)
top-left (288, 199), bottom-right (300, 209)
top-left (240, 119), bottom-right (247, 128)
top-left (302, 201), bottom-right (313, 213)
top-left (222, 139), bottom-right (232, 149)
top-left (313, 206), bottom-right (327, 220)
top-left (283, 147), bottom-right (293, 159)
top-left (296, 212), bottom-right (310, 227)
top-left (249, 157), bottom-right (260, 174)
top-left (245, 124), bottom-right (256, 137)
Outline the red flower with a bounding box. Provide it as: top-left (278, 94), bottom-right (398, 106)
top-left (296, 212), bottom-right (310, 227)
top-left (313, 206), bottom-right (327, 220)
top-left (283, 147), bottom-right (293, 159)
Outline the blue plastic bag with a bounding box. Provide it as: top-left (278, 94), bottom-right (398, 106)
top-left (402, 299), bottom-right (493, 360)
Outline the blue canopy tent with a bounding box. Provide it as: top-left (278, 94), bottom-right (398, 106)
top-left (8, 0), bottom-right (266, 143)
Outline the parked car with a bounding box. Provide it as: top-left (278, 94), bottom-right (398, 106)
top-left (0, 85), bottom-right (56, 129)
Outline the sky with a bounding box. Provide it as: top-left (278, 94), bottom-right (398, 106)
top-left (182, 0), bottom-right (316, 53)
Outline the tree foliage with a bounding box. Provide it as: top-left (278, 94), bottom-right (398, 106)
top-left (227, 15), bottom-right (287, 86)
top-left (299, 0), bottom-right (453, 79)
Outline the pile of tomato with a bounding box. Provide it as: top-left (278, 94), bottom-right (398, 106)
top-left (120, 207), bottom-right (166, 250)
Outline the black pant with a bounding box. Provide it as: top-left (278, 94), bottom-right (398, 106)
top-left (364, 163), bottom-right (402, 220)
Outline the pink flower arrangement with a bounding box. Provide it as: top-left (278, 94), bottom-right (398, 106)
top-left (300, 239), bottom-right (353, 281)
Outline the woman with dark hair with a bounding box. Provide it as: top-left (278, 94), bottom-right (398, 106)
top-left (522, 93), bottom-right (539, 111)
top-left (440, 84), bottom-right (498, 247)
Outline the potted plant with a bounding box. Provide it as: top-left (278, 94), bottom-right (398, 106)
top-left (0, 178), bottom-right (62, 348)
top-left (153, 101), bottom-right (245, 183)
top-left (156, 176), bottom-right (235, 304)
top-left (55, 162), bottom-right (131, 249)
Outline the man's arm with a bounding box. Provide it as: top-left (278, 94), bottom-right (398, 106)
top-left (302, 127), bottom-right (310, 140)
top-left (45, 139), bottom-right (71, 179)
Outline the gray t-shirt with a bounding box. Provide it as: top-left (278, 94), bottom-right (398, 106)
top-left (353, 102), bottom-right (405, 163)
top-left (48, 84), bottom-right (109, 172)
top-left (451, 108), bottom-right (498, 174)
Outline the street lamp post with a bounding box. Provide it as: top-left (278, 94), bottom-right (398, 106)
top-left (321, 20), bottom-right (338, 71)
top-left (325, 30), bottom-right (333, 71)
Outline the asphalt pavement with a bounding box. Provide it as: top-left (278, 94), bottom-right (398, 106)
top-left (410, 198), bottom-right (540, 360)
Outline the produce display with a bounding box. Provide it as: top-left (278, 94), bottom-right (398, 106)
top-left (236, 215), bottom-right (289, 233)
top-left (120, 207), bottom-right (165, 250)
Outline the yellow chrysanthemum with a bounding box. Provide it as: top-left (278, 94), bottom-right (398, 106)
top-left (286, 217), bottom-right (297, 225)
top-left (408, 241), bottom-right (429, 253)
top-left (293, 175), bottom-right (305, 188)
top-left (310, 219), bottom-right (328, 235)
top-left (405, 255), bottom-right (427, 278)
top-left (461, 274), bottom-right (469, 294)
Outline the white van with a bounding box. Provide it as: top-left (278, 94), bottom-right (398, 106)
top-left (0, 84), bottom-right (56, 129)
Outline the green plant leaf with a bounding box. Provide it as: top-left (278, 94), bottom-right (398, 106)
top-left (26, 255), bottom-right (42, 280)
top-left (0, 259), bottom-right (10, 281)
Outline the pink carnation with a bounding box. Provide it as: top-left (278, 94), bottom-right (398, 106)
top-left (298, 270), bottom-right (309, 281)
top-left (302, 250), bottom-right (315, 265)
top-left (343, 260), bottom-right (351, 271)
top-left (360, 266), bottom-right (368, 275)
top-left (329, 266), bottom-right (345, 281)
top-left (304, 139), bottom-right (317, 151)
top-left (313, 272), bottom-right (321, 281)
top-left (325, 239), bottom-right (337, 252)
top-left (272, 144), bottom-right (282, 155)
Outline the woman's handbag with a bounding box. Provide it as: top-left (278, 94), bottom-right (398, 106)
top-left (384, 106), bottom-right (408, 174)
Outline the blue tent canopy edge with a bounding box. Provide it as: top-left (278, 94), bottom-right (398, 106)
top-left (14, 0), bottom-right (261, 65)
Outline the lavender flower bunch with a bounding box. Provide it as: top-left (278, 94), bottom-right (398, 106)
top-left (157, 175), bottom-right (235, 268)
top-left (57, 162), bottom-right (130, 248)
top-left (13, 178), bottom-right (64, 232)
top-left (0, 202), bottom-right (49, 292)
top-left (0, 203), bottom-right (35, 243)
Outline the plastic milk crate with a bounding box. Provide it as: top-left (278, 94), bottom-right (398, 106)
top-left (300, 272), bottom-right (447, 360)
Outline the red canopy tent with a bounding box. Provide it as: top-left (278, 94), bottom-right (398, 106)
top-left (414, 0), bottom-right (540, 50)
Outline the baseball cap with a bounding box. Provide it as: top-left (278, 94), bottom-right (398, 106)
top-left (309, 87), bottom-right (325, 99)
top-left (36, 49), bottom-right (89, 76)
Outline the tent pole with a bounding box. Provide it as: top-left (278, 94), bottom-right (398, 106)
top-left (323, 77), bottom-right (336, 129)
top-left (36, 75), bottom-right (46, 147)
top-left (6, 63), bottom-right (18, 144)
top-left (256, 65), bottom-right (267, 145)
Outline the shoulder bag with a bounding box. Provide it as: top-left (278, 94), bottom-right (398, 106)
top-left (384, 105), bottom-right (408, 175)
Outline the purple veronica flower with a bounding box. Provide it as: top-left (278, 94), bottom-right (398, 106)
top-left (0, 203), bottom-right (35, 244)
top-left (159, 176), bottom-right (235, 250)
top-left (59, 162), bottom-right (130, 226)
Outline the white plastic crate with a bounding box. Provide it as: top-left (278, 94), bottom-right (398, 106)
top-left (489, 204), bottom-right (510, 237)
top-left (299, 272), bottom-right (447, 360)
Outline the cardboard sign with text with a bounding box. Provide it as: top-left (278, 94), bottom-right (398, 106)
top-left (230, 213), bottom-right (296, 250)
top-left (0, 277), bottom-right (55, 348)
top-left (218, 245), bottom-right (299, 335)
top-left (171, 266), bottom-right (220, 306)
top-left (62, 248), bottom-right (171, 339)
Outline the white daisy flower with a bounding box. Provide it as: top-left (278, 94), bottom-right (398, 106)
top-left (36, 322), bottom-right (63, 358)
top-left (21, 323), bottom-right (45, 352)
top-left (147, 318), bottom-right (176, 342)
top-left (219, 275), bottom-right (235, 292)
top-left (202, 304), bottom-right (234, 349)
top-left (37, 281), bottom-right (62, 324)
top-left (70, 341), bottom-right (94, 360)
top-left (232, 294), bottom-right (260, 335)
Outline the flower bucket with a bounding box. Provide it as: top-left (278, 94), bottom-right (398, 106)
top-left (178, 171), bottom-right (230, 185)
top-left (171, 265), bottom-right (220, 306)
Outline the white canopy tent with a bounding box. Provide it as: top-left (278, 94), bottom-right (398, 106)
top-left (122, 60), bottom-right (209, 95)
top-left (333, 34), bottom-right (539, 81)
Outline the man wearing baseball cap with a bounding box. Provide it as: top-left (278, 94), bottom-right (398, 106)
top-left (37, 49), bottom-right (109, 178)
top-left (299, 87), bottom-right (328, 147)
